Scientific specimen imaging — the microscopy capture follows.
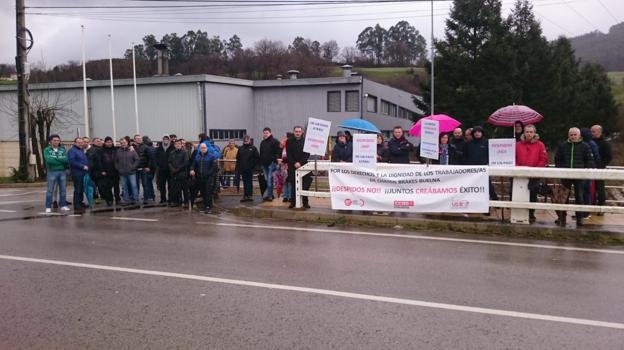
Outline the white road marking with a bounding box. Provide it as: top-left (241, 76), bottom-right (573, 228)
top-left (111, 217), bottom-right (159, 222)
top-left (0, 200), bottom-right (41, 206)
top-left (213, 223), bottom-right (624, 255)
top-left (0, 254), bottom-right (622, 330)
top-left (0, 209), bottom-right (17, 213)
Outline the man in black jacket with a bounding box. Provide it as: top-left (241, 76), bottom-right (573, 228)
top-left (138, 135), bottom-right (157, 204)
top-left (168, 139), bottom-right (190, 207)
top-left (387, 126), bottom-right (413, 164)
top-left (555, 127), bottom-right (595, 226)
top-left (449, 127), bottom-right (465, 165)
top-left (259, 127), bottom-right (281, 201)
top-left (156, 135), bottom-right (173, 204)
top-left (97, 137), bottom-right (119, 206)
top-left (236, 135), bottom-right (260, 202)
top-left (287, 126), bottom-right (312, 209)
top-left (331, 131), bottom-right (353, 162)
top-left (591, 125), bottom-right (612, 208)
top-left (463, 126), bottom-right (498, 201)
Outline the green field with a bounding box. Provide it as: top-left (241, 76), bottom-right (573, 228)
top-left (0, 80), bottom-right (16, 85)
top-left (609, 72), bottom-right (624, 106)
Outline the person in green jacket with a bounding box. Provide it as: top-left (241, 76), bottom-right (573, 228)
top-left (43, 134), bottom-right (70, 213)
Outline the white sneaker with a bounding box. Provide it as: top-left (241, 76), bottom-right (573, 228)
top-left (45, 208), bottom-right (52, 214)
top-left (60, 206), bottom-right (71, 212)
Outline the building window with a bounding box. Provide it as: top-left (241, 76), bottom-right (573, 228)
top-left (345, 90), bottom-right (360, 112)
top-left (398, 107), bottom-right (416, 120)
top-left (209, 129), bottom-right (246, 141)
top-left (381, 100), bottom-right (389, 115)
top-left (366, 95), bottom-right (378, 113)
top-left (389, 103), bottom-right (397, 117)
top-left (327, 91), bottom-right (341, 112)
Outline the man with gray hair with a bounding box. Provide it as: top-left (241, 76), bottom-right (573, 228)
top-left (554, 127), bottom-right (595, 226)
top-left (591, 125), bottom-right (612, 211)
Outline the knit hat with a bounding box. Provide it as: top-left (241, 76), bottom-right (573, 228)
top-left (104, 136), bottom-right (113, 142)
top-left (336, 131), bottom-right (346, 137)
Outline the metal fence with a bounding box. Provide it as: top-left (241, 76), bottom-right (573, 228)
top-left (294, 161), bottom-right (624, 224)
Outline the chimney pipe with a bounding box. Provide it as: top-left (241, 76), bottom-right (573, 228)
top-left (287, 69), bottom-right (300, 80)
top-left (276, 74), bottom-right (283, 80)
top-left (341, 64), bottom-right (353, 77)
top-left (153, 43), bottom-right (170, 76)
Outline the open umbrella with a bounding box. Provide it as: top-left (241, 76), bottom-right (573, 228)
top-left (487, 104), bottom-right (543, 127)
top-left (408, 114), bottom-right (461, 137)
top-left (339, 118), bottom-right (381, 134)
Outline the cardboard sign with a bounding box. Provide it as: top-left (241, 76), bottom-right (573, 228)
top-left (303, 117), bottom-right (331, 156)
top-left (488, 138), bottom-right (516, 167)
top-left (353, 133), bottom-right (377, 168)
top-left (419, 119), bottom-right (440, 160)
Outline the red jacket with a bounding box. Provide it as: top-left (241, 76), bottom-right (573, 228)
top-left (516, 135), bottom-right (548, 167)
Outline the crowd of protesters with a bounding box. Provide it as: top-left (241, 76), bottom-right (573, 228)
top-left (43, 121), bottom-right (613, 225)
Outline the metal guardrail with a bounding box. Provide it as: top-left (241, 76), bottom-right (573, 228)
top-left (294, 161), bottom-right (624, 224)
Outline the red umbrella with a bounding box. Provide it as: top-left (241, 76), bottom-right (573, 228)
top-left (408, 114), bottom-right (461, 137)
top-left (487, 104), bottom-right (543, 127)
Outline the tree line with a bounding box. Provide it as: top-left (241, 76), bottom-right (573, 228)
top-left (417, 0), bottom-right (619, 146)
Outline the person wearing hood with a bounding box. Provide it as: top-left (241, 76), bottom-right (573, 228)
top-left (331, 131), bottom-right (353, 163)
top-left (464, 126), bottom-right (498, 201)
top-left (387, 126), bottom-right (414, 164)
top-left (190, 143), bottom-right (218, 213)
top-left (554, 127), bottom-right (595, 226)
top-left (591, 125), bottom-right (612, 210)
top-left (449, 127), bottom-right (465, 165)
top-left (516, 125), bottom-right (548, 222)
top-left (97, 137), bottom-right (120, 206)
top-left (581, 128), bottom-right (601, 214)
top-left (514, 121), bottom-right (525, 142)
top-left (137, 135), bottom-right (157, 204)
top-left (156, 135), bottom-right (173, 204)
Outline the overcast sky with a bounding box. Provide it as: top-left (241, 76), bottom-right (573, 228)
top-left (1, 0), bottom-right (622, 67)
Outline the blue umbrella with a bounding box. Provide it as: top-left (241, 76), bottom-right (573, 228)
top-left (338, 118), bottom-right (381, 134)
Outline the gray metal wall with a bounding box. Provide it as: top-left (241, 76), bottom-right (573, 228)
top-left (362, 79), bottom-right (418, 138)
top-left (204, 83), bottom-right (254, 140)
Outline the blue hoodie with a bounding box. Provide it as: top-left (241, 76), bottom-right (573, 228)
top-left (67, 145), bottom-right (88, 178)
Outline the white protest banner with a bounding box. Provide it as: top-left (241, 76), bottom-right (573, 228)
top-left (303, 117), bottom-right (331, 156)
top-left (488, 138), bottom-right (516, 167)
top-left (329, 163), bottom-right (489, 213)
top-left (352, 134), bottom-right (377, 168)
top-left (419, 119), bottom-right (439, 160)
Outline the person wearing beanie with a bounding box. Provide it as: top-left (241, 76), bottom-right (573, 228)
top-left (463, 126), bottom-right (498, 202)
top-left (331, 131), bottom-right (353, 162)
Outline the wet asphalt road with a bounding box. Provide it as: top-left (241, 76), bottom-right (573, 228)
top-left (1, 190), bottom-right (623, 349)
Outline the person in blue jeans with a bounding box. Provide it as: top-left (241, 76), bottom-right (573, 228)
top-left (115, 137), bottom-right (140, 205)
top-left (259, 127), bottom-right (281, 201)
top-left (67, 137), bottom-right (89, 213)
top-left (43, 134), bottom-right (71, 214)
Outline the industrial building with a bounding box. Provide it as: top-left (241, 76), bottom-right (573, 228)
top-left (0, 65), bottom-right (422, 176)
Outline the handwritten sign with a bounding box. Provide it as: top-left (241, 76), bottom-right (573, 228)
top-left (488, 138), bottom-right (516, 167)
top-left (303, 117), bottom-right (331, 156)
top-left (419, 119), bottom-right (439, 160)
top-left (353, 133), bottom-right (377, 168)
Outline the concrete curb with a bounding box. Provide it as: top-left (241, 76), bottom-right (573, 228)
top-left (0, 182), bottom-right (47, 188)
top-left (230, 206), bottom-right (624, 245)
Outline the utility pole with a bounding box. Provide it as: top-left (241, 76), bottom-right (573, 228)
top-left (15, 0), bottom-right (33, 179)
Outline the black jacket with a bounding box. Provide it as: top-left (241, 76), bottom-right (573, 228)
top-left (331, 141), bottom-right (353, 162)
top-left (168, 148), bottom-right (189, 176)
top-left (98, 146), bottom-right (117, 177)
top-left (259, 136), bottom-right (281, 166)
top-left (156, 143), bottom-right (173, 171)
top-left (286, 137), bottom-right (309, 168)
top-left (555, 140), bottom-right (595, 169)
top-left (377, 142), bottom-right (389, 163)
top-left (387, 136), bottom-right (414, 164)
top-left (236, 143), bottom-right (260, 172)
top-left (593, 136), bottom-right (612, 168)
top-left (449, 138), bottom-right (465, 165)
top-left (86, 146), bottom-right (102, 178)
top-left (463, 138), bottom-right (489, 165)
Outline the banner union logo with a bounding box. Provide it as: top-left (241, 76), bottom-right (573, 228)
top-left (451, 200), bottom-right (470, 209)
top-left (393, 200), bottom-right (414, 208)
top-left (344, 198), bottom-right (365, 207)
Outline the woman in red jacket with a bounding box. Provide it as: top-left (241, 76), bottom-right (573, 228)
top-left (516, 124), bottom-right (548, 222)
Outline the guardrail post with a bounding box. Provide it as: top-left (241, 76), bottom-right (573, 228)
top-left (510, 177), bottom-right (530, 224)
top-left (295, 168), bottom-right (302, 208)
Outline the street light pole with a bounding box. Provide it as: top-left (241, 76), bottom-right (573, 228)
top-left (430, 0), bottom-right (435, 116)
top-left (81, 25), bottom-right (89, 138)
top-left (108, 34), bottom-right (117, 143)
top-left (132, 42), bottom-right (140, 134)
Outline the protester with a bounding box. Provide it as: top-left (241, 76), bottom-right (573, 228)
top-left (514, 121), bottom-right (525, 141)
top-left (191, 143), bottom-right (218, 213)
top-left (516, 124), bottom-right (548, 222)
top-left (259, 127), bottom-right (282, 201)
top-left (387, 126), bottom-right (414, 164)
top-left (156, 135), bottom-right (173, 204)
top-left (464, 128), bottom-right (473, 142)
top-left (280, 133), bottom-right (293, 202)
top-left (221, 139), bottom-right (238, 188)
top-left (98, 137), bottom-right (119, 206)
top-left (581, 128), bottom-right (601, 213)
top-left (464, 126), bottom-right (498, 201)
top-left (43, 134), bottom-right (70, 213)
top-left (331, 131), bottom-right (353, 163)
top-left (133, 134), bottom-right (144, 194)
top-left (67, 137), bottom-right (89, 213)
top-left (344, 130), bottom-right (353, 144)
top-left (376, 134), bottom-right (389, 163)
top-left (138, 135), bottom-right (157, 204)
top-left (86, 137), bottom-right (102, 202)
top-left (115, 137), bottom-right (140, 205)
top-left (236, 135), bottom-right (260, 202)
top-left (287, 126), bottom-right (311, 209)
top-left (449, 127), bottom-right (465, 165)
top-left (591, 125), bottom-right (612, 211)
top-left (168, 139), bottom-right (190, 207)
top-left (554, 127), bottom-right (595, 226)
top-left (434, 133), bottom-right (450, 165)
